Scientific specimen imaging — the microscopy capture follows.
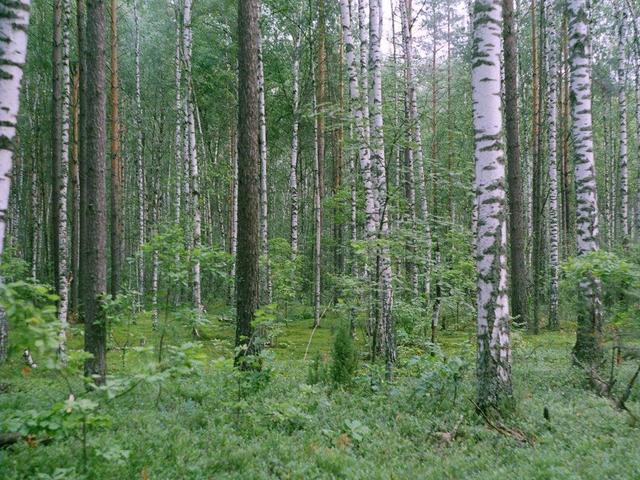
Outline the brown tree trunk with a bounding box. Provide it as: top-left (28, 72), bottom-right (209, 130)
top-left (235, 0), bottom-right (261, 366)
top-left (83, 0), bottom-right (108, 383)
top-left (110, 0), bottom-right (123, 298)
top-left (503, 0), bottom-right (529, 328)
top-left (530, 0), bottom-right (542, 334)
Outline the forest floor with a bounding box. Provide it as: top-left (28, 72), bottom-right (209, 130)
top-left (2, 309), bottom-right (640, 479)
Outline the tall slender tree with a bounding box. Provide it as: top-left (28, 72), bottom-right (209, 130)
top-left (617, 6), bottom-right (629, 245)
top-left (0, 0), bottom-right (32, 362)
top-left (258, 45), bottom-right (272, 305)
top-left (53, 0), bottom-right (72, 355)
top-left (503, 0), bottom-right (529, 329)
top-left (471, 0), bottom-right (513, 411)
top-left (567, 0), bottom-right (602, 364)
top-left (110, 0), bottom-right (123, 297)
top-left (236, 0), bottom-right (261, 366)
top-left (369, 0), bottom-right (395, 378)
top-left (83, 0), bottom-right (108, 383)
top-left (289, 32), bottom-right (300, 257)
top-left (134, 0), bottom-right (145, 305)
top-left (545, 0), bottom-right (560, 329)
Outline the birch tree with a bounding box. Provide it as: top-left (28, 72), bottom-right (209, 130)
top-left (568, 0), bottom-right (603, 364)
top-left (471, 0), bottom-right (512, 411)
top-left (545, 0), bottom-right (560, 330)
top-left (174, 11), bottom-right (183, 224)
top-left (258, 45), bottom-right (272, 305)
top-left (617, 7), bottom-right (629, 244)
top-left (183, 0), bottom-right (203, 322)
top-left (0, 0), bottom-right (31, 362)
top-left (369, 0), bottom-right (395, 378)
top-left (53, 0), bottom-right (72, 356)
top-left (134, 0), bottom-right (145, 305)
top-left (289, 33), bottom-right (300, 257)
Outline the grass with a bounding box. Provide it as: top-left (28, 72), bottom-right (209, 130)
top-left (1, 308), bottom-right (640, 479)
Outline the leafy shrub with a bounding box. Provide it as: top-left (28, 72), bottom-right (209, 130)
top-left (561, 251), bottom-right (640, 329)
top-left (330, 322), bottom-right (357, 385)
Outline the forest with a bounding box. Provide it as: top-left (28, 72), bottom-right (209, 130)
top-left (1, 0), bottom-right (640, 477)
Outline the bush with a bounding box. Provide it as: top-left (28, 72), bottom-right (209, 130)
top-left (330, 323), bottom-right (357, 385)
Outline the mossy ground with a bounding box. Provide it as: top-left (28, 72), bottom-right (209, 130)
top-left (1, 309), bottom-right (640, 479)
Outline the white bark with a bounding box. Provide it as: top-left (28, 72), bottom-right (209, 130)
top-left (369, 0), bottom-right (395, 377)
top-left (258, 46), bottom-right (272, 304)
top-left (0, 1), bottom-right (31, 258)
top-left (230, 135), bottom-right (238, 303)
top-left (134, 0), bottom-right (145, 304)
top-left (358, 0), bottom-right (378, 235)
top-left (56, 0), bottom-right (72, 357)
top-left (568, 0), bottom-right (603, 363)
top-left (636, 55), bottom-right (640, 239)
top-left (312, 79), bottom-right (322, 328)
top-left (183, 0), bottom-right (202, 319)
top-left (617, 7), bottom-right (629, 242)
top-left (471, 0), bottom-right (512, 408)
top-left (174, 13), bottom-right (183, 224)
top-left (341, 0), bottom-right (375, 244)
top-left (399, 0), bottom-right (426, 296)
top-left (0, 0), bottom-right (30, 362)
top-left (290, 34), bottom-right (300, 257)
top-left (568, 0), bottom-right (599, 256)
top-left (545, 0), bottom-right (559, 328)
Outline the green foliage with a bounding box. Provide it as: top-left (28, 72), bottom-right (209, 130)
top-left (307, 351), bottom-right (329, 385)
top-left (561, 250), bottom-right (640, 328)
top-left (0, 281), bottom-right (59, 362)
top-left (269, 238), bottom-right (302, 316)
top-left (0, 247), bottom-right (30, 283)
top-left (330, 323), bottom-right (358, 386)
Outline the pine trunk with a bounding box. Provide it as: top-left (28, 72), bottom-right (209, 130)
top-left (235, 0), bottom-right (261, 366)
top-left (503, 0), bottom-right (529, 329)
top-left (110, 0), bottom-right (123, 298)
top-left (83, 0), bottom-right (108, 383)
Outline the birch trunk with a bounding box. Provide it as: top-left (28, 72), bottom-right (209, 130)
top-left (134, 0), bottom-right (145, 306)
top-left (617, 7), bottom-right (629, 244)
top-left (0, 0), bottom-right (31, 362)
top-left (342, 0), bottom-right (375, 238)
top-left (568, 0), bottom-right (603, 364)
top-left (258, 46), bottom-right (272, 305)
top-left (400, 0), bottom-right (430, 298)
top-left (339, 0), bottom-right (366, 262)
top-left (369, 0), bottom-right (395, 378)
top-left (53, 0), bottom-right (72, 356)
top-left (183, 0), bottom-right (202, 322)
top-left (545, 0), bottom-right (560, 329)
top-left (230, 129), bottom-right (238, 304)
top-left (312, 80), bottom-right (322, 328)
top-left (290, 34), bottom-right (300, 257)
top-left (399, 0), bottom-right (418, 296)
top-left (471, 0), bottom-right (513, 411)
top-left (636, 55), bottom-right (640, 240)
top-left (358, 0), bottom-right (377, 234)
top-left (174, 12), bottom-right (183, 224)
